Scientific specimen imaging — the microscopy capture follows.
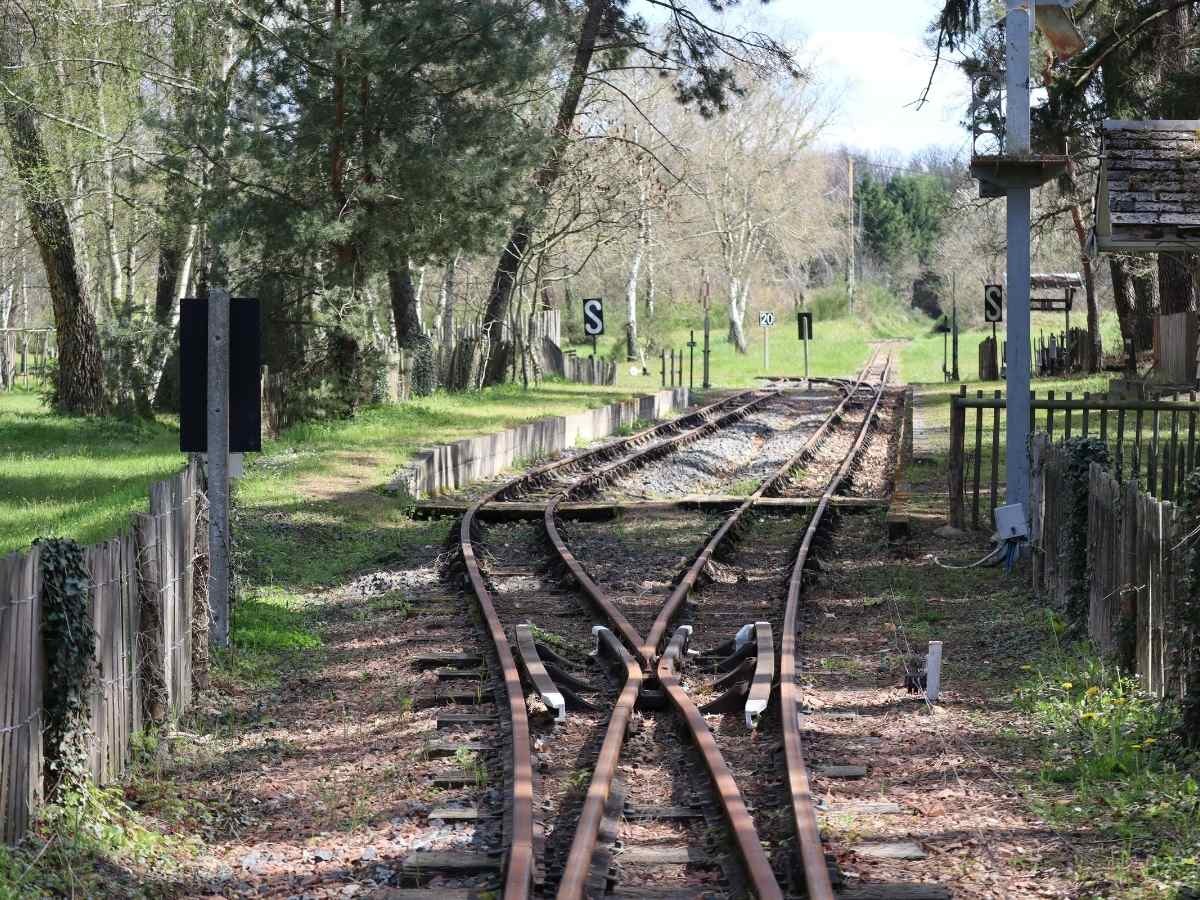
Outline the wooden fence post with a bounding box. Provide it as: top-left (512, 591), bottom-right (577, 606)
top-left (949, 385), bottom-right (966, 529)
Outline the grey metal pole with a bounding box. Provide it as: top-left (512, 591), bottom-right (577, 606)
top-left (689, 330), bottom-right (695, 391)
top-left (702, 307), bottom-right (711, 389)
top-left (1005, 0), bottom-right (1033, 515)
top-left (207, 286), bottom-right (231, 648)
top-left (952, 295), bottom-right (959, 381)
top-left (762, 324), bottom-right (768, 370)
top-left (803, 334), bottom-right (810, 386)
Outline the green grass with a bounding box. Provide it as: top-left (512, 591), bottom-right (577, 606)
top-left (0, 380), bottom-right (636, 558)
top-left (0, 389), bottom-right (185, 555)
top-left (237, 381), bottom-right (633, 512)
top-left (0, 780), bottom-right (193, 898)
top-left (1016, 638), bottom-right (1200, 896)
top-left (569, 282), bottom-right (932, 390)
top-left (230, 585), bottom-right (321, 652)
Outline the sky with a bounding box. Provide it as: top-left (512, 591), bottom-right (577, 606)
top-left (770, 0), bottom-right (971, 159)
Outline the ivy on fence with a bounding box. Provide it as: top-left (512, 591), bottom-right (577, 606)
top-left (1178, 471), bottom-right (1200, 747)
top-left (1059, 438), bottom-right (1111, 639)
top-left (35, 538), bottom-right (96, 793)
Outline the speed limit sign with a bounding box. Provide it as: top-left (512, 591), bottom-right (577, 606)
top-left (759, 311), bottom-right (776, 327)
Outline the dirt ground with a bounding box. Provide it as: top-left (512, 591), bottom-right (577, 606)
top-left (104, 413), bottom-right (1095, 899)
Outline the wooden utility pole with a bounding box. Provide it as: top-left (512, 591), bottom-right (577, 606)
top-left (847, 156), bottom-right (855, 314)
top-left (207, 286), bottom-right (231, 648)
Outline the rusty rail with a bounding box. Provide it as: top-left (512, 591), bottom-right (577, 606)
top-left (457, 387), bottom-right (767, 898)
top-left (546, 388), bottom-right (784, 659)
top-left (781, 351), bottom-right (893, 900)
top-left (554, 357), bottom-right (884, 900)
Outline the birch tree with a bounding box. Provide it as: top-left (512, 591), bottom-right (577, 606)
top-left (680, 66), bottom-right (832, 352)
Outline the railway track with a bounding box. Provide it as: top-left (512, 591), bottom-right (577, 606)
top-left (425, 354), bottom-right (895, 899)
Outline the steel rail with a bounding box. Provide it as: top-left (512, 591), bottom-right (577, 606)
top-left (781, 351), bottom-right (893, 900)
top-left (457, 387), bottom-right (767, 898)
top-left (555, 356), bottom-right (884, 900)
top-left (558, 629), bottom-right (643, 896)
top-left (642, 351), bottom-right (880, 661)
top-left (544, 389), bottom-right (786, 660)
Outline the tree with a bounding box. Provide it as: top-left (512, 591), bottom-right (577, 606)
top-left (0, 6), bottom-right (105, 415)
top-left (207, 0), bottom-right (554, 397)
top-left (858, 175), bottom-right (909, 271)
top-left (478, 0), bottom-right (797, 382)
top-left (675, 62), bottom-right (832, 352)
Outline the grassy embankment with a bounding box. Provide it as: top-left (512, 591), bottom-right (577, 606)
top-left (1, 379), bottom-right (639, 653)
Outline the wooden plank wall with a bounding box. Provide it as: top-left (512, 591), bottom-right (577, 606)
top-left (86, 536), bottom-right (141, 784)
top-left (1033, 449), bottom-right (1189, 699)
top-left (0, 548), bottom-right (43, 844)
top-left (0, 462), bottom-right (202, 845)
top-left (1153, 312), bottom-right (1197, 384)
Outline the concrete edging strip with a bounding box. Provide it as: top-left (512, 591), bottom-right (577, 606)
top-left (388, 387), bottom-right (689, 498)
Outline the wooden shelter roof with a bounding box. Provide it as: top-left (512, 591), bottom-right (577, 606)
top-left (1030, 273), bottom-right (1083, 291)
top-left (1094, 120), bottom-right (1200, 252)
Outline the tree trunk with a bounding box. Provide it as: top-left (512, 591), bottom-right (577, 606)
top-left (1, 25), bottom-right (106, 414)
top-left (388, 263), bottom-right (424, 350)
top-left (481, 0), bottom-right (610, 383)
top-left (1132, 263), bottom-right (1158, 351)
top-left (727, 277), bottom-right (748, 353)
top-left (625, 243), bottom-right (643, 360)
top-left (1158, 253), bottom-right (1198, 315)
top-left (646, 247), bottom-right (656, 319)
top-left (434, 253), bottom-right (459, 343)
top-left (1110, 256), bottom-right (1138, 367)
top-left (1068, 201), bottom-right (1101, 371)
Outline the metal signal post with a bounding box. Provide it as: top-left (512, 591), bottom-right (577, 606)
top-left (702, 277), bottom-right (712, 389)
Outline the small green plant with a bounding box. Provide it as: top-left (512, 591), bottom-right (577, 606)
top-left (727, 477), bottom-right (761, 497)
top-left (396, 690), bottom-right (414, 717)
top-left (529, 624), bottom-right (574, 655)
top-left (454, 747), bottom-right (488, 787)
top-left (565, 768), bottom-right (591, 792)
top-left (1016, 644), bottom-right (1200, 892)
top-left (0, 780), bottom-right (190, 898)
top-left (613, 418), bottom-right (654, 437)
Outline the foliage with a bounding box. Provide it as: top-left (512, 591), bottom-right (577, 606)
top-left (1058, 438), bottom-right (1111, 638)
top-left (1016, 647), bottom-right (1200, 894)
top-left (35, 538), bottom-right (97, 793)
top-left (0, 780), bottom-right (188, 899)
top-left (274, 328), bottom-right (387, 428)
top-left (1176, 470), bottom-right (1200, 747)
top-left (858, 172), bottom-right (952, 269)
top-left (215, 0), bottom-right (553, 293)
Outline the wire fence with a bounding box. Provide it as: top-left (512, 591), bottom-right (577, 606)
top-left (0, 460), bottom-right (205, 844)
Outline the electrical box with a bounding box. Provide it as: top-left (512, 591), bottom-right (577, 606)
top-left (994, 503), bottom-right (1029, 540)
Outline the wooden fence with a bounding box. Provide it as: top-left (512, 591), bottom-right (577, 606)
top-left (0, 462), bottom-right (204, 845)
top-left (950, 386), bottom-right (1200, 528)
top-left (1031, 438), bottom-right (1189, 698)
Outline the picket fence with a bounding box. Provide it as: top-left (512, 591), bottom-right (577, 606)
top-left (0, 462), bottom-right (204, 844)
top-left (1031, 437), bottom-right (1190, 698)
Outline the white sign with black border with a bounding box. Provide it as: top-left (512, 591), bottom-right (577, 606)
top-left (759, 311), bottom-right (776, 327)
top-left (582, 297), bottom-right (605, 336)
top-left (984, 284), bottom-right (1004, 323)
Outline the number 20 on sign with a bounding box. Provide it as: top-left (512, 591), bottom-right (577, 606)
top-left (759, 310), bottom-right (775, 368)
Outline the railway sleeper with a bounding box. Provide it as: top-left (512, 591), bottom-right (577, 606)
top-left (394, 851), bottom-right (502, 887)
